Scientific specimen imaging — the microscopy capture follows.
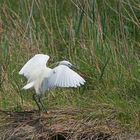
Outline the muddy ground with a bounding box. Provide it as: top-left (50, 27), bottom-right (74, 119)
top-left (0, 109), bottom-right (139, 140)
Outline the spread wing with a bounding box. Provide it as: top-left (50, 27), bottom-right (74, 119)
top-left (43, 65), bottom-right (85, 90)
top-left (19, 54), bottom-right (50, 81)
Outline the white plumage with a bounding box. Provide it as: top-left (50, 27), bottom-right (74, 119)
top-left (19, 54), bottom-right (85, 111)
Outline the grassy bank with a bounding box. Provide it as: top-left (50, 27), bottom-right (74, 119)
top-left (0, 0), bottom-right (140, 132)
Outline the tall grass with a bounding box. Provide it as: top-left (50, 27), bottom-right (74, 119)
top-left (0, 0), bottom-right (140, 131)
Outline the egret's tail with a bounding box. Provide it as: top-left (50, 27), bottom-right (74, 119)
top-left (23, 82), bottom-right (34, 90)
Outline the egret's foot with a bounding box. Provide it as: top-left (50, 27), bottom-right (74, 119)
top-left (42, 108), bottom-right (48, 113)
top-left (40, 104), bottom-right (48, 113)
top-left (46, 110), bottom-right (50, 114)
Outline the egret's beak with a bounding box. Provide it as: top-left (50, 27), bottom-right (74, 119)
top-left (56, 61), bottom-right (60, 65)
top-left (72, 64), bottom-right (79, 70)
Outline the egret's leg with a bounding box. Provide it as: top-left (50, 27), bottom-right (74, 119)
top-left (32, 94), bottom-right (42, 111)
top-left (38, 96), bottom-right (48, 112)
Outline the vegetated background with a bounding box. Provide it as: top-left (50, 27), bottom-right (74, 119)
top-left (0, 0), bottom-right (140, 132)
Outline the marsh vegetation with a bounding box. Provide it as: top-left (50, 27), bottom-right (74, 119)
top-left (0, 0), bottom-right (140, 139)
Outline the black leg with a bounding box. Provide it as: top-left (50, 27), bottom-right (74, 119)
top-left (38, 96), bottom-right (48, 112)
top-left (32, 94), bottom-right (42, 111)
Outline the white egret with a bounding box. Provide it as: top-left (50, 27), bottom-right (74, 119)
top-left (19, 54), bottom-right (85, 112)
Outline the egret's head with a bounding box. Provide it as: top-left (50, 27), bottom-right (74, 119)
top-left (59, 60), bottom-right (73, 68)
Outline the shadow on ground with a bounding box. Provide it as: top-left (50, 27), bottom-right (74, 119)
top-left (0, 109), bottom-right (132, 140)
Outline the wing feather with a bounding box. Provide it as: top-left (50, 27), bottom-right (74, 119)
top-left (19, 54), bottom-right (50, 81)
top-left (45, 65), bottom-right (85, 90)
